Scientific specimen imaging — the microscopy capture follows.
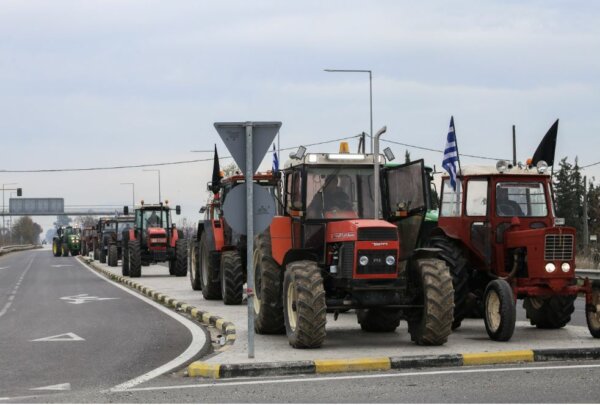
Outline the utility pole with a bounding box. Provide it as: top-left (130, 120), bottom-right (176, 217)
top-left (512, 125), bottom-right (517, 166)
top-left (583, 175), bottom-right (589, 255)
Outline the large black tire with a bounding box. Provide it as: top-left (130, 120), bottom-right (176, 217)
top-left (483, 279), bottom-right (516, 341)
top-left (61, 243), bottom-right (69, 257)
top-left (189, 238), bottom-right (201, 291)
top-left (108, 245), bottom-right (118, 267)
top-left (168, 260), bottom-right (177, 275)
top-left (523, 295), bottom-right (576, 329)
top-left (174, 239), bottom-right (188, 277)
top-left (357, 308), bottom-right (401, 332)
top-left (221, 251), bottom-right (244, 305)
top-left (81, 243), bottom-right (88, 256)
top-left (253, 229), bottom-right (285, 334)
top-left (283, 260), bottom-right (327, 348)
top-left (122, 240), bottom-right (130, 276)
top-left (71, 249), bottom-right (79, 256)
top-left (99, 246), bottom-right (107, 264)
top-left (427, 235), bottom-right (470, 330)
top-left (587, 284), bottom-right (600, 338)
top-left (128, 240), bottom-right (142, 278)
top-left (199, 233), bottom-right (221, 300)
top-left (407, 258), bottom-right (454, 346)
top-left (52, 240), bottom-right (61, 257)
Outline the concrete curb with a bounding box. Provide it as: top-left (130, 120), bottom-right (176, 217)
top-left (79, 257), bottom-right (237, 350)
top-left (187, 347), bottom-right (600, 379)
top-left (0, 244), bottom-right (41, 256)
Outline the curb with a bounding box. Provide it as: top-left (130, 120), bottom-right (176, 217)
top-left (0, 244), bottom-right (41, 256)
top-left (187, 347), bottom-right (600, 379)
top-left (79, 257), bottom-right (237, 350)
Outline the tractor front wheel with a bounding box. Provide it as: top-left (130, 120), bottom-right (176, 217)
top-left (121, 241), bottom-right (130, 276)
top-left (199, 233), bottom-right (221, 300)
top-left (99, 246), bottom-right (107, 263)
top-left (283, 260), bottom-right (327, 348)
top-left (128, 240), bottom-right (142, 278)
top-left (483, 279), bottom-right (515, 341)
top-left (221, 251), bottom-right (244, 305)
top-left (586, 283), bottom-right (600, 338)
top-left (407, 258), bottom-right (454, 345)
top-left (357, 308), bottom-right (401, 332)
top-left (523, 295), bottom-right (576, 329)
top-left (174, 239), bottom-right (188, 277)
top-left (52, 240), bottom-right (61, 257)
top-left (108, 245), bottom-right (118, 267)
top-left (189, 238), bottom-right (201, 291)
top-left (61, 243), bottom-right (69, 257)
top-left (253, 229), bottom-right (285, 334)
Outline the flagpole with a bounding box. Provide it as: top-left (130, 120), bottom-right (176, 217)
top-left (451, 116), bottom-right (463, 178)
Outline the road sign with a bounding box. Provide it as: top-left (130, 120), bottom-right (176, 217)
top-left (214, 121), bottom-right (282, 360)
top-left (223, 184), bottom-right (276, 236)
top-left (9, 198), bottom-right (64, 215)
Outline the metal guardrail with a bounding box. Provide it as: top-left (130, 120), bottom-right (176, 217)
top-left (576, 269), bottom-right (600, 280)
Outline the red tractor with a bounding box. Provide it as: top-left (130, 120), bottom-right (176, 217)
top-left (190, 172), bottom-right (279, 305)
top-left (251, 146), bottom-right (454, 348)
top-left (121, 202), bottom-right (187, 278)
top-left (429, 161), bottom-right (600, 341)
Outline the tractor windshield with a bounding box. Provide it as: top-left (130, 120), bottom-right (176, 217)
top-left (306, 167), bottom-right (376, 219)
top-left (143, 209), bottom-right (170, 228)
top-left (496, 182), bottom-right (548, 217)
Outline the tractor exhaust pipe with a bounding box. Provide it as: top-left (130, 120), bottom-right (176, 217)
top-left (373, 126), bottom-right (387, 220)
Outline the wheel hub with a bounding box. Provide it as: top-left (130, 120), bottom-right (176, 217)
top-left (486, 290), bottom-right (501, 332)
top-left (286, 281), bottom-right (298, 332)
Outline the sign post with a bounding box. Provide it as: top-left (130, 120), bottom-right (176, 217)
top-left (215, 121), bottom-right (281, 359)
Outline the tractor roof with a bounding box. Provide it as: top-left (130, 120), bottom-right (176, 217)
top-left (284, 153), bottom-right (385, 169)
top-left (445, 165), bottom-right (551, 178)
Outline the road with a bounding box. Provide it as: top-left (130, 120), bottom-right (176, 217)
top-left (0, 248), bottom-right (207, 400)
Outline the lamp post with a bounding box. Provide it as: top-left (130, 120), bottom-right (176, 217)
top-left (2, 182), bottom-right (18, 243)
top-left (120, 183), bottom-right (135, 208)
top-left (143, 169), bottom-right (161, 203)
top-left (324, 69), bottom-right (373, 153)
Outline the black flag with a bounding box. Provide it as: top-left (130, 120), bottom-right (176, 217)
top-left (210, 144), bottom-right (222, 194)
top-left (532, 119), bottom-right (559, 167)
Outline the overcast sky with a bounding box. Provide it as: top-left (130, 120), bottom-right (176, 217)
top-left (1, 0), bottom-right (599, 233)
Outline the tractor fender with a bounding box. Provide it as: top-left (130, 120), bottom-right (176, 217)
top-left (128, 229), bottom-right (136, 241)
top-left (202, 220), bottom-right (218, 252)
top-left (196, 222), bottom-right (205, 242)
top-left (170, 228), bottom-right (179, 247)
top-left (411, 247), bottom-right (444, 261)
top-left (282, 249), bottom-right (319, 268)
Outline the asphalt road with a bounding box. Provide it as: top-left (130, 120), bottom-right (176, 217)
top-left (0, 248), bottom-right (206, 400)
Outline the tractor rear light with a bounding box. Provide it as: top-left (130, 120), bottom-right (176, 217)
top-left (385, 255), bottom-right (396, 266)
top-left (545, 263), bottom-right (556, 273)
top-left (359, 256), bottom-right (369, 266)
top-left (561, 262), bottom-right (571, 273)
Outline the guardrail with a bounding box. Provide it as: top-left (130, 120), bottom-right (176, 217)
top-left (0, 244), bottom-right (40, 256)
top-left (576, 269), bottom-right (600, 280)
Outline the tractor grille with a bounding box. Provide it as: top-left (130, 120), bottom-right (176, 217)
top-left (339, 242), bottom-right (355, 279)
top-left (357, 227), bottom-right (398, 241)
top-left (544, 234), bottom-right (574, 261)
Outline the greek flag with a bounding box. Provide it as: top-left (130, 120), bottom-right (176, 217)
top-left (272, 143), bottom-right (279, 172)
top-left (442, 116), bottom-right (459, 190)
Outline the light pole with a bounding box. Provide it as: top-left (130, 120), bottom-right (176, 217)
top-left (2, 182), bottom-right (18, 243)
top-left (120, 183), bottom-right (135, 208)
top-left (143, 169), bottom-right (161, 203)
top-left (324, 69), bottom-right (373, 153)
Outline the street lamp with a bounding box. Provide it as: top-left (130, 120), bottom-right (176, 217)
top-left (143, 169), bottom-right (161, 203)
top-left (120, 183), bottom-right (135, 208)
top-left (2, 182), bottom-right (18, 242)
top-left (324, 69), bottom-right (373, 153)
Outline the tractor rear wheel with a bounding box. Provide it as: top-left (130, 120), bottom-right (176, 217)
top-left (199, 233), bottom-right (221, 300)
top-left (52, 240), bottom-right (61, 257)
top-left (174, 239), bottom-right (187, 277)
top-left (221, 251), bottom-right (244, 305)
top-left (108, 245), bottom-right (118, 267)
top-left (253, 229), bottom-right (285, 334)
top-left (128, 240), bottom-right (142, 278)
top-left (99, 246), bottom-right (106, 263)
top-left (357, 308), bottom-right (401, 332)
top-left (586, 284), bottom-right (600, 338)
top-left (524, 295), bottom-right (576, 329)
top-left (189, 238), bottom-right (201, 290)
top-left (483, 279), bottom-right (515, 341)
top-left (408, 258), bottom-right (454, 345)
top-left (122, 241), bottom-right (130, 276)
top-left (283, 260), bottom-right (327, 348)
top-left (427, 235), bottom-right (470, 330)
top-left (61, 243), bottom-right (69, 257)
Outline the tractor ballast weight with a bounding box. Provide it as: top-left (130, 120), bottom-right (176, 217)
top-left (189, 172), bottom-right (280, 305)
top-left (251, 144), bottom-right (454, 349)
top-left (121, 202), bottom-right (187, 278)
top-left (431, 163), bottom-right (600, 340)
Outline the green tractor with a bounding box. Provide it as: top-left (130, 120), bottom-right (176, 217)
top-left (52, 226), bottom-right (81, 257)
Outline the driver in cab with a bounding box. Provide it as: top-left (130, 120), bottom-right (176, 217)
top-left (307, 175), bottom-right (355, 219)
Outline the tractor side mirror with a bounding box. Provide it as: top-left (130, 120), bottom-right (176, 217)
top-left (176, 205), bottom-right (181, 215)
top-left (199, 206), bottom-right (207, 214)
top-left (17, 188), bottom-right (22, 196)
top-left (123, 206), bottom-right (129, 215)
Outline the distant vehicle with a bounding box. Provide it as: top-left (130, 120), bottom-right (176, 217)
top-left (95, 215), bottom-right (135, 267)
top-left (52, 226), bottom-right (81, 257)
top-left (42, 240), bottom-right (47, 245)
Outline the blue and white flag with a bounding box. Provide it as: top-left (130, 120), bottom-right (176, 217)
top-left (272, 143), bottom-right (279, 172)
top-left (442, 116), bottom-right (460, 190)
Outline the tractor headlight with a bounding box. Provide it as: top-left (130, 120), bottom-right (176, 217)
top-left (545, 263), bottom-right (556, 273)
top-left (561, 262), bottom-right (571, 273)
top-left (359, 256), bottom-right (369, 266)
top-left (385, 255), bottom-right (396, 266)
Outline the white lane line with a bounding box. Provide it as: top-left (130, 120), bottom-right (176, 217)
top-left (0, 257), bottom-right (34, 319)
top-left (122, 363), bottom-right (600, 392)
top-left (76, 259), bottom-right (207, 391)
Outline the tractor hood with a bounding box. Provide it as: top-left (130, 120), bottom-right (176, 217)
top-left (147, 227), bottom-right (167, 237)
top-left (326, 219), bottom-right (398, 243)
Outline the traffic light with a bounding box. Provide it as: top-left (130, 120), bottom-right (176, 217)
top-left (16, 188), bottom-right (22, 196)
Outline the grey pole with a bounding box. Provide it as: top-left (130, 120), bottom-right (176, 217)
top-left (1, 183), bottom-right (17, 244)
top-left (512, 125), bottom-right (517, 166)
top-left (369, 71), bottom-right (373, 154)
top-left (583, 175), bottom-right (589, 255)
top-left (373, 126), bottom-right (387, 219)
top-left (245, 122), bottom-right (255, 359)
